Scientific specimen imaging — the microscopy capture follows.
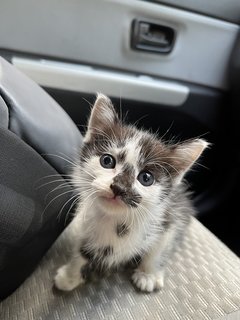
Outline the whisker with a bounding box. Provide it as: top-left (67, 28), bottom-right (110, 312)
top-left (42, 153), bottom-right (77, 167)
top-left (41, 189), bottom-right (73, 220)
top-left (160, 121), bottom-right (175, 141)
top-left (59, 151), bottom-right (79, 166)
top-left (36, 179), bottom-right (72, 190)
top-left (57, 193), bottom-right (79, 223)
top-left (44, 182), bottom-right (71, 202)
top-left (63, 196), bottom-right (80, 226)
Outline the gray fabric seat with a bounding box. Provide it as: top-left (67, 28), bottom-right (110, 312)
top-left (1, 218), bottom-right (240, 320)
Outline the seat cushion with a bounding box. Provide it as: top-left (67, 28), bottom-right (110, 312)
top-left (0, 57), bottom-right (83, 299)
top-left (0, 217), bottom-right (239, 319)
top-left (0, 57), bottom-right (83, 174)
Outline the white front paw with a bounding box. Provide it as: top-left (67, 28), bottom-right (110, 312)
top-left (54, 265), bottom-right (84, 291)
top-left (132, 269), bottom-right (164, 292)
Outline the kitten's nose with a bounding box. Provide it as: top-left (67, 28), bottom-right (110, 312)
top-left (110, 183), bottom-right (126, 197)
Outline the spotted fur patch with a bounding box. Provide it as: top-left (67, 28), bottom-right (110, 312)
top-left (116, 223), bottom-right (129, 237)
top-left (117, 150), bottom-right (127, 163)
top-left (80, 244), bottom-right (114, 280)
top-left (80, 245), bottom-right (113, 261)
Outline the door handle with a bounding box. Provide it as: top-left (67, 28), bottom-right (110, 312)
top-left (131, 20), bottom-right (175, 54)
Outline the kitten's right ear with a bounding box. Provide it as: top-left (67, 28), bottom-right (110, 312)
top-left (84, 93), bottom-right (119, 141)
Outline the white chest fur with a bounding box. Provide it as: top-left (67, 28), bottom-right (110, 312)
top-left (70, 202), bottom-right (158, 268)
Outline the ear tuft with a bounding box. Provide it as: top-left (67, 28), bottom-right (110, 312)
top-left (171, 138), bottom-right (209, 183)
top-left (84, 93), bottom-right (119, 141)
top-left (183, 139), bottom-right (209, 164)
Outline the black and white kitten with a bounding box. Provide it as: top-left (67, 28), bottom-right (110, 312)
top-left (54, 94), bottom-right (208, 293)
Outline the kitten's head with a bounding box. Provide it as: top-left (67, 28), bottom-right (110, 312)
top-left (73, 94), bottom-right (208, 216)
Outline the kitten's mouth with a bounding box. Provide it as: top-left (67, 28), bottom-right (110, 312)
top-left (100, 194), bottom-right (124, 206)
top-left (99, 192), bottom-right (139, 208)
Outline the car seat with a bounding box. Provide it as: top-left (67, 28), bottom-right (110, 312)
top-left (0, 57), bottom-right (83, 300)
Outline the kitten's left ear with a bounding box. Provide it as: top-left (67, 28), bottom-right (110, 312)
top-left (85, 93), bottom-right (119, 141)
top-left (170, 139), bottom-right (209, 184)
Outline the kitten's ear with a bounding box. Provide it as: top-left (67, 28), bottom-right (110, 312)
top-left (85, 93), bottom-right (119, 141)
top-left (170, 139), bottom-right (209, 184)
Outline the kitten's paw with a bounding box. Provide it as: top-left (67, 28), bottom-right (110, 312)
top-left (54, 265), bottom-right (85, 291)
top-left (132, 269), bottom-right (164, 292)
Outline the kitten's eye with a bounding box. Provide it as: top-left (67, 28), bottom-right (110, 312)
top-left (137, 171), bottom-right (154, 186)
top-left (100, 154), bottom-right (116, 169)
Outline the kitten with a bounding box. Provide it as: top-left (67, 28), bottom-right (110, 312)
top-left (54, 94), bottom-right (208, 293)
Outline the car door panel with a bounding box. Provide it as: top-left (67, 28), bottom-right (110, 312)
top-left (0, 0), bottom-right (238, 89)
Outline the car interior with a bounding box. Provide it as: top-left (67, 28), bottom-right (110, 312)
top-left (0, 0), bottom-right (240, 319)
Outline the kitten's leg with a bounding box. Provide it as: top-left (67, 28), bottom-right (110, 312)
top-left (132, 252), bottom-right (165, 293)
top-left (132, 227), bottom-right (178, 293)
top-left (54, 254), bottom-right (88, 291)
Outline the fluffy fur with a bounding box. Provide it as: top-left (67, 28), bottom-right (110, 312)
top-left (54, 94), bottom-right (208, 292)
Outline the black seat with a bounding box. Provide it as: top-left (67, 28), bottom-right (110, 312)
top-left (0, 57), bottom-right (83, 300)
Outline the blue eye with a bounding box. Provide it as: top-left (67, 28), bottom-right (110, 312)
top-left (137, 171), bottom-right (154, 186)
top-left (100, 154), bottom-right (116, 169)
